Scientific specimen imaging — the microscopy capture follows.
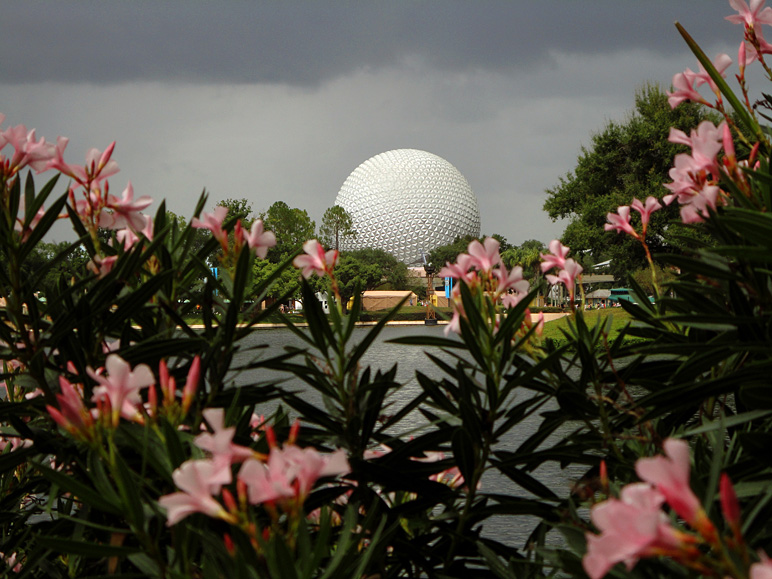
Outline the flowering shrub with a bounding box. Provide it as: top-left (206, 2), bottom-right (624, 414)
top-left (2, 2), bottom-right (772, 577)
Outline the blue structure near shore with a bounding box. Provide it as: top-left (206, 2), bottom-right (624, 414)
top-left (608, 288), bottom-right (655, 305)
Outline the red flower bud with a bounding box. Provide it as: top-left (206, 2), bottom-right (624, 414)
top-left (223, 533), bottom-right (236, 556)
top-left (720, 472), bottom-right (741, 528)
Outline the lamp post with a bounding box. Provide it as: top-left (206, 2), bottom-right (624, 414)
top-left (424, 263), bottom-right (437, 325)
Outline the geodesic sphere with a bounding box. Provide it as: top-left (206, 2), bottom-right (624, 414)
top-left (334, 149), bottom-right (481, 265)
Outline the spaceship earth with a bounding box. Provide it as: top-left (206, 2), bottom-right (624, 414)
top-left (334, 149), bottom-right (481, 265)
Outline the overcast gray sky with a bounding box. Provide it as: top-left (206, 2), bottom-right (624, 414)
top-left (1, 1), bottom-right (745, 246)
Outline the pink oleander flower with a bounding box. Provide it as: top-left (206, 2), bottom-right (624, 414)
top-left (237, 443), bottom-right (350, 507)
top-left (87, 255), bottom-right (118, 278)
top-left (727, 0), bottom-right (772, 29)
top-left (191, 206), bottom-right (228, 249)
top-left (88, 354), bottom-right (155, 426)
top-left (0, 551), bottom-right (21, 574)
top-left (159, 459), bottom-right (233, 525)
top-left (498, 266), bottom-right (531, 320)
top-left (444, 302), bottom-right (465, 336)
top-left (500, 289), bottom-right (530, 310)
top-left (245, 219), bottom-right (276, 259)
top-left (533, 311), bottom-right (545, 336)
top-left (293, 239), bottom-right (338, 278)
top-left (237, 457), bottom-right (295, 505)
top-left (0, 123), bottom-right (60, 175)
top-left (540, 239), bottom-right (571, 273)
top-left (100, 181), bottom-right (151, 231)
top-left (605, 206), bottom-right (638, 238)
top-left (751, 551), bottom-right (772, 579)
top-left (48, 141), bottom-right (119, 186)
top-left (630, 196), bottom-right (662, 230)
top-left (14, 206), bottom-right (46, 242)
top-left (430, 465), bottom-right (465, 488)
top-left (363, 444), bottom-right (392, 460)
top-left (678, 184), bottom-right (723, 224)
top-left (545, 259), bottom-right (583, 296)
top-left (746, 26), bottom-right (772, 61)
top-left (583, 483), bottom-right (686, 579)
top-left (664, 153), bottom-right (704, 199)
top-left (0, 125), bottom-right (57, 174)
top-left (270, 445), bottom-right (350, 500)
top-left (115, 227), bottom-right (140, 250)
top-left (667, 69), bottom-right (707, 108)
top-left (494, 265), bottom-right (529, 296)
top-left (694, 53), bottom-right (733, 95)
top-left (438, 253), bottom-right (476, 284)
top-left (195, 408), bottom-right (255, 476)
top-left (0, 436), bottom-right (33, 452)
top-left (668, 121), bottom-right (724, 175)
top-left (635, 438), bottom-right (704, 527)
top-left (249, 413), bottom-right (266, 440)
top-left (467, 237), bottom-right (502, 272)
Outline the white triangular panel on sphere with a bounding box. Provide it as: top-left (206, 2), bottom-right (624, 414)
top-left (335, 149), bottom-right (481, 265)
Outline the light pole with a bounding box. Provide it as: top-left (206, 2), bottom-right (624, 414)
top-left (424, 263), bottom-right (437, 325)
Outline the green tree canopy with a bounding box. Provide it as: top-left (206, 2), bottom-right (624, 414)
top-left (306, 248), bottom-right (410, 313)
top-left (319, 205), bottom-right (356, 251)
top-left (543, 83), bottom-right (720, 281)
top-left (426, 235), bottom-right (478, 269)
top-left (501, 239), bottom-right (545, 282)
top-left (332, 254), bottom-right (383, 313)
top-left (426, 234), bottom-right (513, 271)
top-left (218, 198), bottom-right (254, 229)
top-left (20, 241), bottom-right (90, 296)
top-left (346, 248), bottom-right (408, 290)
top-left (250, 258), bottom-right (303, 302)
top-left (260, 201), bottom-right (315, 262)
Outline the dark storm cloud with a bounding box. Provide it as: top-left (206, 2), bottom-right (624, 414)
top-left (3, 1), bottom-right (736, 85)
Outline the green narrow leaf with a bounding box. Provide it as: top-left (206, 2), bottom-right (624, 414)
top-left (452, 427), bottom-right (478, 489)
top-left (344, 295), bottom-right (407, 375)
top-left (36, 463), bottom-right (122, 515)
top-left (35, 535), bottom-right (140, 557)
top-left (112, 452), bottom-right (146, 529)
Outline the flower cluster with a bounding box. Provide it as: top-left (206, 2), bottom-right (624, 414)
top-left (605, 196), bottom-right (662, 240)
top-left (0, 115), bottom-right (158, 277)
top-left (726, 0), bottom-right (772, 67)
top-left (663, 121), bottom-right (731, 223)
top-left (0, 114), bottom-right (63, 179)
top-left (438, 237), bottom-right (532, 335)
top-left (51, 142), bottom-right (154, 263)
top-left (584, 438), bottom-right (769, 579)
top-left (539, 239), bottom-right (583, 305)
top-left (159, 420), bottom-right (350, 544)
top-left (661, 0), bottom-right (772, 226)
top-left (46, 354), bottom-right (200, 438)
top-left (191, 206), bottom-right (276, 260)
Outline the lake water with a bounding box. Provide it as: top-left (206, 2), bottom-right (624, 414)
top-left (233, 324), bottom-right (583, 548)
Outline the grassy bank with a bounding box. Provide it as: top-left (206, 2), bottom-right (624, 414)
top-left (539, 308), bottom-right (633, 343)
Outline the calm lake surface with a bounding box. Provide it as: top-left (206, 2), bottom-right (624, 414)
top-left (232, 324), bottom-right (583, 548)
